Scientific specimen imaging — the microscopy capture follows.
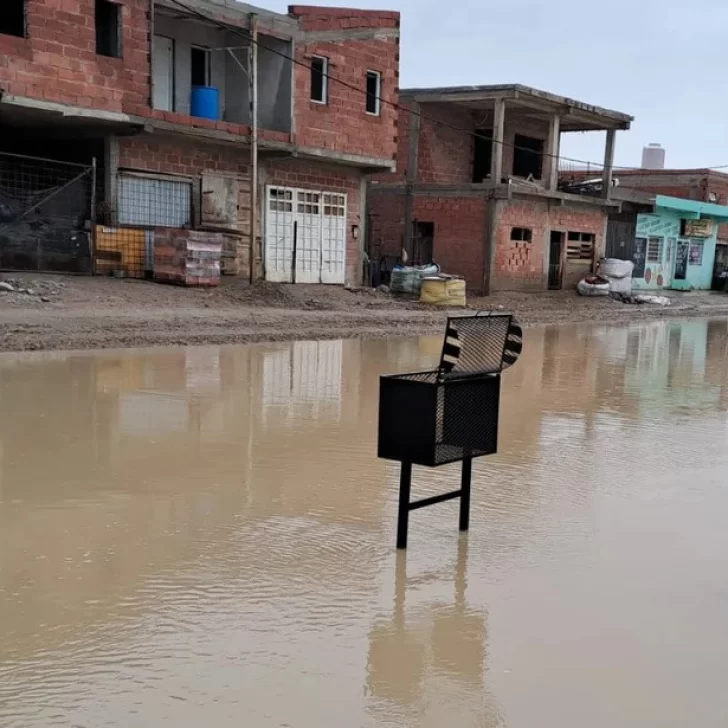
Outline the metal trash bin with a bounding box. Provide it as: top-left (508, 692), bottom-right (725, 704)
top-left (378, 312), bottom-right (523, 548)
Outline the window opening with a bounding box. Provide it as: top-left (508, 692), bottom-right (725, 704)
top-left (366, 71), bottom-right (381, 115)
top-left (96, 0), bottom-right (121, 58)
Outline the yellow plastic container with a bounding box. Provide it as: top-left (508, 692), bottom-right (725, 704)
top-left (420, 276), bottom-right (467, 307)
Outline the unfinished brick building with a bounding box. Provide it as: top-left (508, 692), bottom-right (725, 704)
top-left (0, 0), bottom-right (399, 284)
top-left (368, 85), bottom-right (633, 293)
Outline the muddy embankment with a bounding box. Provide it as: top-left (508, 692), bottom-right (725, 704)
top-left (2, 273), bottom-right (728, 352)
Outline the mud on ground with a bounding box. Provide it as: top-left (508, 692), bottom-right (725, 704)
top-left (1, 273), bottom-right (728, 352)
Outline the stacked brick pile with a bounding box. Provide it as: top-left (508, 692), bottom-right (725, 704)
top-left (153, 229), bottom-right (223, 287)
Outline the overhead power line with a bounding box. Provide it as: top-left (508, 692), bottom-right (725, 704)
top-left (166, 0), bottom-right (728, 177)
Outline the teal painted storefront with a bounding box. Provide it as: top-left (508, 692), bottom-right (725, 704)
top-left (632, 195), bottom-right (728, 292)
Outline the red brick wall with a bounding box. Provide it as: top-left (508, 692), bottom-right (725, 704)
top-left (491, 200), bottom-right (606, 291)
top-left (367, 188), bottom-right (487, 292)
top-left (289, 6), bottom-right (399, 162)
top-left (119, 137), bottom-right (365, 284)
top-left (417, 103), bottom-right (475, 184)
top-left (413, 195), bottom-right (486, 290)
top-left (551, 205), bottom-right (606, 289)
top-left (380, 102), bottom-right (554, 186)
top-left (0, 0), bottom-right (150, 113)
top-left (118, 136), bottom-right (251, 178)
top-left (492, 201), bottom-right (548, 292)
top-left (369, 187), bottom-right (608, 292)
top-left (367, 187), bottom-right (405, 261)
top-left (263, 157), bottom-right (363, 285)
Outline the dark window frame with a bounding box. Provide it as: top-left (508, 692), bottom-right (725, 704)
top-left (310, 55), bottom-right (328, 104)
top-left (0, 0), bottom-right (26, 39)
top-left (512, 133), bottom-right (544, 179)
top-left (95, 0), bottom-right (122, 59)
top-left (365, 70), bottom-right (381, 116)
top-left (473, 128), bottom-right (493, 183)
top-left (190, 45), bottom-right (211, 87)
top-left (510, 227), bottom-right (532, 243)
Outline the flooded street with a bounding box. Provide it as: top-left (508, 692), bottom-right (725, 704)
top-left (1, 320), bottom-right (728, 727)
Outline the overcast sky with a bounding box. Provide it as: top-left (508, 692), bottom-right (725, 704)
top-left (255, 0), bottom-right (728, 170)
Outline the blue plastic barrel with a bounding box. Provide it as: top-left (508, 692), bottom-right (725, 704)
top-left (190, 86), bottom-right (220, 121)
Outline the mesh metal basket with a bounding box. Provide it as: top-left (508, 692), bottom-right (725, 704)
top-left (378, 312), bottom-right (522, 467)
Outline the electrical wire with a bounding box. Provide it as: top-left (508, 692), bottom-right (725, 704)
top-left (166, 0), bottom-right (728, 176)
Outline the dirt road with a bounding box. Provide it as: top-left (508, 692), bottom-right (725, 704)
top-left (2, 273), bottom-right (728, 352)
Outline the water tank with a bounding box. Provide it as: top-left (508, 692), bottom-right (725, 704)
top-left (642, 143), bottom-right (666, 170)
top-left (190, 86), bottom-right (220, 121)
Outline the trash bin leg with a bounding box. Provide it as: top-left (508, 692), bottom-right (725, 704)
top-left (459, 457), bottom-right (472, 532)
top-left (396, 461), bottom-right (412, 550)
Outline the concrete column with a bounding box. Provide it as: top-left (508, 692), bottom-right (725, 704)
top-left (602, 129), bottom-right (616, 199)
top-left (104, 136), bottom-right (119, 225)
top-left (545, 114), bottom-right (560, 190)
top-left (403, 102), bottom-right (421, 259)
top-left (490, 98), bottom-right (506, 183)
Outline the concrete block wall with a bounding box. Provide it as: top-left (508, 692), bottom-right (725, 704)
top-left (0, 0), bottom-right (150, 113)
top-left (262, 157), bottom-right (364, 286)
top-left (289, 6), bottom-right (400, 162)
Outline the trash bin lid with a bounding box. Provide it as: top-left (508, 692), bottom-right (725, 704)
top-left (437, 312), bottom-right (522, 380)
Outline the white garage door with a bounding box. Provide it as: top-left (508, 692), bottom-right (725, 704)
top-left (265, 186), bottom-right (347, 284)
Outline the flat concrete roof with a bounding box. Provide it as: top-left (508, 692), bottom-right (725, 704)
top-left (155, 0), bottom-right (299, 37)
top-left (401, 84), bottom-right (633, 131)
top-left (616, 168), bottom-right (728, 178)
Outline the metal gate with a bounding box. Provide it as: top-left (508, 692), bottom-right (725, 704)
top-left (0, 151), bottom-right (95, 273)
top-left (264, 185), bottom-right (347, 284)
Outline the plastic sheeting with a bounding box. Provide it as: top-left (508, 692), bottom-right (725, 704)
top-left (598, 258), bottom-right (634, 279)
top-left (390, 263), bottom-right (440, 295)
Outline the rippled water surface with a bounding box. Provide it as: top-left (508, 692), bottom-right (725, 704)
top-left (2, 320), bottom-right (728, 727)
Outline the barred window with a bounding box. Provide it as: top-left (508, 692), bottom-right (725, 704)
top-left (118, 174), bottom-right (192, 228)
top-left (647, 237), bottom-right (664, 263)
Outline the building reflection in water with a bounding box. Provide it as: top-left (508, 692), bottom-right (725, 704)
top-left (366, 539), bottom-right (504, 727)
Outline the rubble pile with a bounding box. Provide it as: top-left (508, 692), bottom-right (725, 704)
top-left (0, 277), bottom-right (65, 305)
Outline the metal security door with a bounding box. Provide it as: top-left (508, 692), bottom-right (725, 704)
top-left (295, 190), bottom-right (322, 284)
top-left (265, 187), bottom-right (294, 282)
top-left (321, 192), bottom-right (347, 284)
top-left (606, 214), bottom-right (636, 260)
top-left (548, 231), bottom-right (564, 290)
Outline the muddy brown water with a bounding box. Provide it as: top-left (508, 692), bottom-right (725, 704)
top-left (1, 320), bottom-right (728, 727)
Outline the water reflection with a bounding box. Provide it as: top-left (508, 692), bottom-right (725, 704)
top-left (0, 320), bottom-right (727, 727)
top-left (367, 540), bottom-right (502, 727)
